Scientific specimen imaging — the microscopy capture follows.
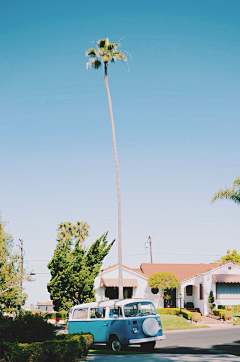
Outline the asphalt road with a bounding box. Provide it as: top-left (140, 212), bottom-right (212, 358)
top-left (89, 327), bottom-right (240, 361)
top-left (156, 327), bottom-right (240, 356)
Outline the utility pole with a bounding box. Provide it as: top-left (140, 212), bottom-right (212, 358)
top-left (147, 236), bottom-right (153, 263)
top-left (19, 239), bottom-right (23, 290)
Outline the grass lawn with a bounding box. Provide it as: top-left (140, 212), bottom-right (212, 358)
top-left (160, 314), bottom-right (208, 331)
top-left (233, 313), bottom-right (240, 325)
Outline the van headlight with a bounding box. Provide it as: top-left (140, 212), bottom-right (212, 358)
top-left (132, 327), bottom-right (138, 334)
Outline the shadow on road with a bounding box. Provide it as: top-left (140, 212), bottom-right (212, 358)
top-left (91, 340), bottom-right (240, 356)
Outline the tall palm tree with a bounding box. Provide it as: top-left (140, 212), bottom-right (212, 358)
top-left (86, 38), bottom-right (129, 299)
top-left (211, 175), bottom-right (240, 205)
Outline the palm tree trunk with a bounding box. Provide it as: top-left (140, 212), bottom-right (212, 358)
top-left (104, 62), bottom-right (123, 299)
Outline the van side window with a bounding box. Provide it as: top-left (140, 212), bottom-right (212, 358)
top-left (90, 307), bottom-right (106, 319)
top-left (109, 307), bottom-right (123, 318)
top-left (73, 308), bottom-right (88, 319)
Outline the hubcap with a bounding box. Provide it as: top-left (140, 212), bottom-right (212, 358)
top-left (112, 340), bottom-right (121, 351)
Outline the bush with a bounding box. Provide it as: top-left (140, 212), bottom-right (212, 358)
top-left (157, 308), bottom-right (193, 320)
top-left (185, 302), bottom-right (194, 309)
top-left (223, 311), bottom-right (233, 321)
top-left (217, 305), bottom-right (226, 310)
top-left (231, 305), bottom-right (240, 314)
top-left (157, 308), bottom-right (180, 316)
top-left (0, 312), bottom-right (56, 358)
top-left (213, 308), bottom-right (233, 320)
top-left (192, 312), bottom-right (201, 323)
top-left (213, 309), bottom-right (225, 319)
top-left (42, 311), bottom-right (68, 320)
top-left (4, 333), bottom-right (93, 362)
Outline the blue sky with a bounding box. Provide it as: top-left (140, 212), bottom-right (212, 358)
top-left (1, 0), bottom-right (240, 306)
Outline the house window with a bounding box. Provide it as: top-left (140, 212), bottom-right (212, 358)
top-left (186, 285), bottom-right (193, 296)
top-left (216, 283), bottom-right (240, 299)
top-left (199, 284), bottom-right (203, 300)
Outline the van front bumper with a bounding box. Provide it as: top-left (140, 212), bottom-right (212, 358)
top-left (129, 335), bottom-right (166, 344)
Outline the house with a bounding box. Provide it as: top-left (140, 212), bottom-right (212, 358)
top-left (36, 301), bottom-right (54, 312)
top-left (94, 260), bottom-right (240, 316)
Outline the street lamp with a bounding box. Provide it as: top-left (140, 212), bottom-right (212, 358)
top-left (179, 293), bottom-right (182, 313)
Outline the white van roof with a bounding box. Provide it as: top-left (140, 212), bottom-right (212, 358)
top-left (70, 298), bottom-right (150, 310)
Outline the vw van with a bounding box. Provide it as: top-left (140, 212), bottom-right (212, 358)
top-left (68, 298), bottom-right (165, 351)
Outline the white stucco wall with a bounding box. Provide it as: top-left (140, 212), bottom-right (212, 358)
top-left (94, 265), bottom-right (149, 302)
top-left (180, 262), bottom-right (240, 316)
top-left (202, 262), bottom-right (240, 314)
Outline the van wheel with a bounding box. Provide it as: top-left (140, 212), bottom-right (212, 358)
top-left (141, 341), bottom-right (156, 351)
top-left (111, 338), bottom-right (122, 351)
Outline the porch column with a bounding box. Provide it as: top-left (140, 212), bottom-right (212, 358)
top-left (178, 285), bottom-right (184, 309)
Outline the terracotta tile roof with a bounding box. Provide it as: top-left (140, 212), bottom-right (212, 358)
top-left (101, 264), bottom-right (144, 276)
top-left (36, 301), bottom-right (53, 306)
top-left (140, 263), bottom-right (222, 282)
top-left (100, 278), bottom-right (138, 287)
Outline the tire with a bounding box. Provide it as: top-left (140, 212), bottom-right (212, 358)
top-left (141, 341), bottom-right (156, 351)
top-left (111, 338), bottom-right (122, 351)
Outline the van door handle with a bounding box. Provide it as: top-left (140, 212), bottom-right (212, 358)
top-left (102, 323), bottom-right (109, 327)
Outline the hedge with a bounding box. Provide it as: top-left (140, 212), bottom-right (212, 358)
top-left (213, 309), bottom-right (233, 320)
top-left (4, 333), bottom-right (93, 362)
top-left (0, 312), bottom-right (56, 358)
top-left (42, 311), bottom-right (68, 320)
top-left (157, 308), bottom-right (193, 320)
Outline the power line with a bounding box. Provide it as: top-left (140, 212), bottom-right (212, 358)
top-left (26, 251), bottom-right (221, 263)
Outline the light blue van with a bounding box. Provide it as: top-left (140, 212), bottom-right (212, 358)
top-left (68, 298), bottom-right (165, 351)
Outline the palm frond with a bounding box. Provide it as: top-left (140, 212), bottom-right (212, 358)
top-left (233, 176), bottom-right (240, 187)
top-left (86, 37), bottom-right (130, 70)
top-left (86, 48), bottom-right (99, 58)
top-left (113, 52), bottom-right (127, 61)
top-left (211, 188), bottom-right (240, 205)
top-left (86, 58), bottom-right (102, 70)
top-left (98, 39), bottom-right (107, 48)
top-left (92, 59), bottom-right (102, 69)
top-left (108, 43), bottom-right (118, 51)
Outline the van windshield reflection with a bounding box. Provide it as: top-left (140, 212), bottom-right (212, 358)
top-left (124, 302), bottom-right (157, 317)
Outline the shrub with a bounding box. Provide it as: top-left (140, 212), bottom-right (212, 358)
top-left (0, 312), bottom-right (56, 358)
top-left (208, 290), bottom-right (215, 310)
top-left (213, 309), bottom-right (226, 319)
top-left (231, 305), bottom-right (240, 314)
top-left (4, 333), bottom-right (93, 362)
top-left (217, 305), bottom-right (226, 310)
top-left (157, 308), bottom-right (180, 316)
top-left (192, 312), bottom-right (201, 323)
top-left (157, 308), bottom-right (193, 320)
top-left (42, 311), bottom-right (68, 320)
top-left (185, 302), bottom-right (194, 309)
top-left (223, 311), bottom-right (233, 321)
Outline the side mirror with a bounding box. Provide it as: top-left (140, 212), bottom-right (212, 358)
top-left (113, 314), bottom-right (118, 319)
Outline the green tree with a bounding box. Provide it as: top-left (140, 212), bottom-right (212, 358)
top-left (208, 290), bottom-right (215, 310)
top-left (221, 249), bottom-right (240, 264)
top-left (86, 38), bottom-right (129, 299)
top-left (0, 215), bottom-right (27, 308)
top-left (148, 272), bottom-right (179, 307)
top-left (47, 222), bottom-right (114, 311)
top-left (211, 175), bottom-right (240, 205)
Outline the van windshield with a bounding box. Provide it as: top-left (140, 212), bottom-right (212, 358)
top-left (124, 302), bottom-right (157, 317)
